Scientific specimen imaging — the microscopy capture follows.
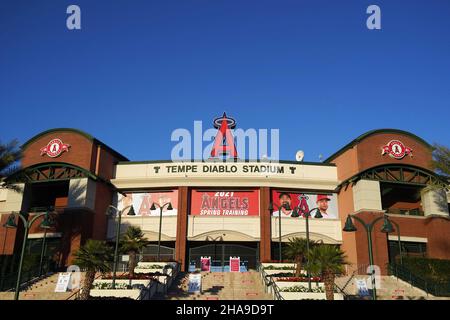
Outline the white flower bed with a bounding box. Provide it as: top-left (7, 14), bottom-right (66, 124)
top-left (261, 263), bottom-right (297, 269)
top-left (90, 279), bottom-right (153, 300)
top-left (280, 291), bottom-right (344, 300)
top-left (134, 262), bottom-right (175, 276)
top-left (263, 269), bottom-right (295, 276)
top-left (275, 281), bottom-right (324, 290)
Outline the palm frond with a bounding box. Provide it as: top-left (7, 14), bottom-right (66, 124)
top-left (120, 226), bottom-right (149, 253)
top-left (73, 239), bottom-right (113, 273)
top-left (307, 245), bottom-right (348, 276)
top-left (0, 139), bottom-right (22, 176)
top-left (431, 143), bottom-right (450, 177)
top-left (283, 237), bottom-right (318, 260)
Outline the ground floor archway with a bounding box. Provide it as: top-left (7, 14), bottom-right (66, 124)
top-left (188, 242), bottom-right (259, 272)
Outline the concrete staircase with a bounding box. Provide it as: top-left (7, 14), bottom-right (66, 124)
top-left (0, 273), bottom-right (83, 300)
top-left (377, 276), bottom-right (441, 300)
top-left (158, 271), bottom-right (273, 300)
top-left (335, 275), bottom-right (450, 300)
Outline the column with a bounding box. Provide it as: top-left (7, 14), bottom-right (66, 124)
top-left (175, 186), bottom-right (188, 271)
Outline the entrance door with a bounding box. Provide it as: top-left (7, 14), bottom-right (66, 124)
top-left (188, 243), bottom-right (258, 272)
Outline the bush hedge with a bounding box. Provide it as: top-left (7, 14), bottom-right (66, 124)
top-left (399, 257), bottom-right (450, 283)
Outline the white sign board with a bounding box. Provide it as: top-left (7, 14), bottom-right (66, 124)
top-left (55, 273), bottom-right (72, 293)
top-left (187, 273), bottom-right (202, 293)
top-left (355, 278), bottom-right (370, 297)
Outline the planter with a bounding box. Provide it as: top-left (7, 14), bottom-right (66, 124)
top-left (90, 279), bottom-right (153, 300)
top-left (137, 262), bottom-right (177, 269)
top-left (275, 281), bottom-right (324, 290)
top-left (90, 288), bottom-right (142, 300)
top-left (274, 276), bottom-right (321, 282)
top-left (263, 270), bottom-right (295, 276)
top-left (134, 268), bottom-right (173, 276)
top-left (261, 263), bottom-right (297, 269)
top-left (279, 292), bottom-right (344, 300)
top-left (135, 262), bottom-right (176, 277)
top-left (93, 279), bottom-right (151, 287)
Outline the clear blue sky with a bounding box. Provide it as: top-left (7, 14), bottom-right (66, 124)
top-left (1, 0), bottom-right (449, 162)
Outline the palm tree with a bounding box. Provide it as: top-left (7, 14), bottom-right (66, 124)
top-left (0, 139), bottom-right (22, 192)
top-left (283, 237), bottom-right (318, 277)
top-left (431, 143), bottom-right (450, 177)
top-left (73, 239), bottom-right (113, 300)
top-left (120, 226), bottom-right (148, 278)
top-left (308, 245), bottom-right (347, 300)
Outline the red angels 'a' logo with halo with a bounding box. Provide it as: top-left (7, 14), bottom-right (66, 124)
top-left (40, 139), bottom-right (71, 158)
top-left (381, 140), bottom-right (412, 160)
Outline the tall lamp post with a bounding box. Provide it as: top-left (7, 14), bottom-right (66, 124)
top-left (38, 207), bottom-right (57, 277)
top-left (3, 210), bottom-right (54, 300)
top-left (150, 202), bottom-right (173, 261)
top-left (303, 207), bottom-right (322, 292)
top-left (342, 213), bottom-right (402, 300)
top-left (107, 204), bottom-right (135, 289)
top-left (268, 202), bottom-right (291, 262)
top-left (386, 216), bottom-right (403, 265)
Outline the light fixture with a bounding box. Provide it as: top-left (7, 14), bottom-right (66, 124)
top-left (150, 203), bottom-right (157, 211)
top-left (3, 214), bottom-right (17, 228)
top-left (380, 216), bottom-right (394, 233)
top-left (127, 206), bottom-right (136, 216)
top-left (40, 214), bottom-right (53, 229)
top-left (167, 203), bottom-right (173, 211)
top-left (315, 209), bottom-right (323, 219)
top-left (343, 215), bottom-right (357, 232)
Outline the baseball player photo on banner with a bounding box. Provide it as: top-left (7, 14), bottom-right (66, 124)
top-left (271, 190), bottom-right (339, 219)
top-left (118, 190), bottom-right (178, 216)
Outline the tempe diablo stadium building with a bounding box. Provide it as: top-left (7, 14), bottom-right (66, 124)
top-left (1, 116), bottom-right (449, 275)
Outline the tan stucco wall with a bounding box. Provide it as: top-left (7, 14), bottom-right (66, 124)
top-left (110, 215), bottom-right (178, 241)
top-left (112, 162), bottom-right (339, 190)
top-left (270, 217), bottom-right (343, 244)
top-left (187, 216), bottom-right (260, 241)
top-left (353, 179), bottom-right (382, 211)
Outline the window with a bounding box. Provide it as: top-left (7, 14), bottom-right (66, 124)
top-left (388, 240), bottom-right (426, 263)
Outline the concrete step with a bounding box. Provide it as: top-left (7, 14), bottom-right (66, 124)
top-left (0, 272), bottom-right (88, 300)
top-left (162, 270), bottom-right (273, 300)
top-left (335, 275), bottom-right (450, 300)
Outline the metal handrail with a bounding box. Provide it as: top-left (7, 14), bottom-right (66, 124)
top-left (0, 263), bottom-right (52, 292)
top-left (340, 264), bottom-right (370, 294)
top-left (271, 277), bottom-right (284, 300)
top-left (389, 263), bottom-right (450, 297)
top-left (257, 264), bottom-right (283, 300)
top-left (258, 263), bottom-right (351, 300)
top-left (333, 282), bottom-right (349, 300)
top-left (65, 272), bottom-right (103, 300)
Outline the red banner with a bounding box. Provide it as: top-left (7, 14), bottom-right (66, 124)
top-left (190, 190), bottom-right (259, 216)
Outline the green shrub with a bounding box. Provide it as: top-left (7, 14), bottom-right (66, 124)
top-left (263, 265), bottom-right (295, 270)
top-left (279, 285), bottom-right (337, 293)
top-left (399, 257), bottom-right (450, 283)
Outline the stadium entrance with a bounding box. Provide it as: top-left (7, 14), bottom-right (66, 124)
top-left (188, 242), bottom-right (259, 272)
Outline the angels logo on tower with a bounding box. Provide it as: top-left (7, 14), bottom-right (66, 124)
top-left (210, 112), bottom-right (238, 159)
top-left (40, 138), bottom-right (71, 158)
top-left (381, 140), bottom-right (412, 160)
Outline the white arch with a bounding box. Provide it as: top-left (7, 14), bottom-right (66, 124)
top-left (279, 232), bottom-right (341, 244)
top-left (188, 229), bottom-right (258, 242)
